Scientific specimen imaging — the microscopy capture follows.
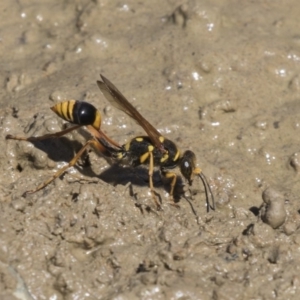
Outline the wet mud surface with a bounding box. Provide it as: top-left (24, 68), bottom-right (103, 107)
top-left (1, 0), bottom-right (300, 299)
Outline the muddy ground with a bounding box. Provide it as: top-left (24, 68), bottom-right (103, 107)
top-left (1, 0), bottom-right (300, 299)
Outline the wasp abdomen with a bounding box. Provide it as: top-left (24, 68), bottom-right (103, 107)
top-left (51, 100), bottom-right (101, 130)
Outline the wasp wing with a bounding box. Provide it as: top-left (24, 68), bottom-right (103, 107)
top-left (97, 74), bottom-right (165, 152)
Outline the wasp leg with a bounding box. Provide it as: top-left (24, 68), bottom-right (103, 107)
top-left (6, 124), bottom-right (121, 150)
top-left (5, 125), bottom-right (82, 142)
top-left (22, 138), bottom-right (107, 197)
top-left (161, 170), bottom-right (179, 208)
top-left (148, 151), bottom-right (162, 210)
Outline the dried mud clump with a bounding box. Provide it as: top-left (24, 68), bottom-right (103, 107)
top-left (260, 188), bottom-right (286, 229)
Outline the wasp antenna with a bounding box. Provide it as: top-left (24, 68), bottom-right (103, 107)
top-left (198, 173), bottom-right (215, 212)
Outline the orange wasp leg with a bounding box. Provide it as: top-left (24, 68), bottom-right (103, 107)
top-left (6, 126), bottom-right (115, 197)
top-left (162, 171), bottom-right (180, 207)
top-left (20, 138), bottom-right (108, 197)
top-left (6, 125), bottom-right (82, 142)
top-left (148, 151), bottom-right (162, 209)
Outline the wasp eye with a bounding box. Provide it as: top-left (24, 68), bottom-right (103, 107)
top-left (180, 150), bottom-right (196, 184)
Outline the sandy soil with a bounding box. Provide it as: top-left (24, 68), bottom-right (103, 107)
top-left (1, 0), bottom-right (300, 299)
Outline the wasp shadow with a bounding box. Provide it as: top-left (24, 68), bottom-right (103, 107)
top-left (19, 135), bottom-right (185, 201)
top-left (24, 136), bottom-right (84, 166)
top-left (99, 164), bottom-right (185, 202)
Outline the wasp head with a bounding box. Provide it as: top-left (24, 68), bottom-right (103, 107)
top-left (180, 150), bottom-right (215, 212)
top-left (180, 150), bottom-right (197, 185)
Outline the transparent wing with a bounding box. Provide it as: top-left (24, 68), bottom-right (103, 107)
top-left (97, 74), bottom-right (165, 152)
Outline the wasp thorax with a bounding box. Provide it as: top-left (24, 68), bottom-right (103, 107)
top-left (180, 150), bottom-right (197, 184)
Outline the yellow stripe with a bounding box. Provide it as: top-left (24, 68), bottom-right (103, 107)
top-left (173, 149), bottom-right (181, 161)
top-left (53, 103), bottom-right (61, 116)
top-left (61, 101), bottom-right (70, 121)
top-left (140, 152), bottom-right (150, 163)
top-left (160, 153), bottom-right (169, 163)
top-left (67, 100), bottom-right (75, 122)
top-left (148, 145), bottom-right (154, 152)
top-left (116, 153), bottom-right (123, 160)
top-left (124, 141), bottom-right (131, 151)
top-left (159, 136), bottom-right (164, 143)
top-left (136, 137), bottom-right (143, 142)
top-left (92, 111), bottom-right (101, 130)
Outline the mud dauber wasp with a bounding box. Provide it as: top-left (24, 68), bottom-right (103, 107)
top-left (6, 75), bottom-right (215, 211)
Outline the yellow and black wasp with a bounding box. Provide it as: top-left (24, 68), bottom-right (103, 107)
top-left (6, 75), bottom-right (215, 211)
top-left (97, 75), bottom-right (215, 211)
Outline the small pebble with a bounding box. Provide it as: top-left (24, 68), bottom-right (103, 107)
top-left (260, 187), bottom-right (286, 229)
top-left (11, 199), bottom-right (26, 212)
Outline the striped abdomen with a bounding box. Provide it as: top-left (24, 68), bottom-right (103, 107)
top-left (51, 100), bottom-right (101, 130)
